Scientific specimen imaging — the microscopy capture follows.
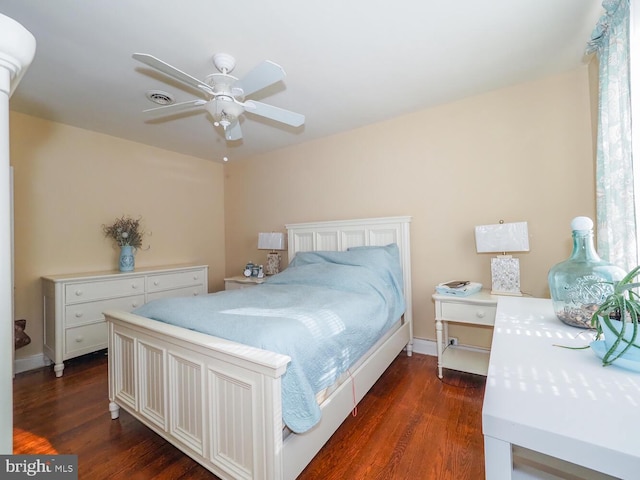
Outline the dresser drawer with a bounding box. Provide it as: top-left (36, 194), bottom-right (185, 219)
top-left (440, 302), bottom-right (496, 326)
top-left (65, 294), bottom-right (145, 326)
top-left (147, 285), bottom-right (206, 302)
top-left (147, 269), bottom-right (206, 292)
top-left (65, 277), bottom-right (144, 304)
top-left (65, 322), bottom-right (107, 356)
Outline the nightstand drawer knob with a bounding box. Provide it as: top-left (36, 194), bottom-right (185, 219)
top-left (476, 311), bottom-right (486, 318)
top-left (132, 284), bottom-right (139, 289)
top-left (132, 302), bottom-right (139, 308)
top-left (154, 281), bottom-right (159, 286)
top-left (75, 335), bottom-right (84, 343)
top-left (75, 290), bottom-right (83, 297)
top-left (75, 312), bottom-right (83, 318)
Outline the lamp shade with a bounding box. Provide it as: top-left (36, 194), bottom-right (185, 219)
top-left (258, 232), bottom-right (285, 251)
top-left (475, 222), bottom-right (529, 253)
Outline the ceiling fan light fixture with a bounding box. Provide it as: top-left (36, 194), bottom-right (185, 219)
top-left (145, 90), bottom-right (175, 105)
top-left (205, 98), bottom-right (244, 127)
top-left (212, 53), bottom-right (236, 74)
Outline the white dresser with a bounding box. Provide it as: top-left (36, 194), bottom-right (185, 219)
top-left (42, 264), bottom-right (208, 377)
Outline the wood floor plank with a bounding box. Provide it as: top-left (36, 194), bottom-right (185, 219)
top-left (13, 350), bottom-right (485, 479)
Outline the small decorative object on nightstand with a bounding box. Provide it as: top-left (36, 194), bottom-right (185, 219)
top-left (435, 280), bottom-right (482, 297)
top-left (475, 220), bottom-right (530, 296)
top-left (432, 290), bottom-right (498, 378)
top-left (258, 232), bottom-right (286, 275)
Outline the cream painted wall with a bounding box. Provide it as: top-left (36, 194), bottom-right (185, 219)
top-left (10, 112), bottom-right (226, 361)
top-left (8, 65), bottom-right (596, 363)
top-left (224, 67), bottom-right (596, 346)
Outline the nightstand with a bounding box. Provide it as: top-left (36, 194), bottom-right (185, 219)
top-left (432, 290), bottom-right (498, 378)
top-left (224, 275), bottom-right (267, 290)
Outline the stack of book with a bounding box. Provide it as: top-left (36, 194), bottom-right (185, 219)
top-left (435, 280), bottom-right (482, 297)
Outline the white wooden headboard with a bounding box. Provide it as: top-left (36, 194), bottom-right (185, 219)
top-left (285, 216), bottom-right (413, 330)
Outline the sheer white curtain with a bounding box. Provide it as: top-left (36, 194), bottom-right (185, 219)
top-left (632, 1), bottom-right (640, 267)
top-left (588, 0), bottom-right (637, 271)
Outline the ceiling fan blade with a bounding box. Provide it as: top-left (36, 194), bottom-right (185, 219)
top-left (142, 99), bottom-right (207, 114)
top-left (225, 121), bottom-right (243, 141)
top-left (244, 100), bottom-right (305, 127)
top-left (236, 60), bottom-right (285, 97)
top-left (133, 53), bottom-right (213, 96)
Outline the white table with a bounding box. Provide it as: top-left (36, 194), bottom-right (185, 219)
top-left (483, 296), bottom-right (640, 479)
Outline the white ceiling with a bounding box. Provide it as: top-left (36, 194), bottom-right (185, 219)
top-left (2, 0), bottom-right (602, 163)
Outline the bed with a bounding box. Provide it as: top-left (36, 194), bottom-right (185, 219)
top-left (105, 216), bottom-right (413, 480)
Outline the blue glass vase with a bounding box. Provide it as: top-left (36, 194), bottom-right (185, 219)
top-left (548, 217), bottom-right (625, 328)
top-left (119, 245), bottom-right (135, 272)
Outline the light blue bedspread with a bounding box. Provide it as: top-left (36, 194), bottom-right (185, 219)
top-left (132, 244), bottom-right (405, 433)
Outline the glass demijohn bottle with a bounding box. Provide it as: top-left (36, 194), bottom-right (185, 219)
top-left (548, 216), bottom-right (626, 328)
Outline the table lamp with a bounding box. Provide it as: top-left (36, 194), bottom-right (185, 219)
top-left (475, 221), bottom-right (529, 296)
top-left (258, 232), bottom-right (286, 275)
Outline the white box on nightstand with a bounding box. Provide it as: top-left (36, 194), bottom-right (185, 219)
top-left (224, 275), bottom-right (266, 290)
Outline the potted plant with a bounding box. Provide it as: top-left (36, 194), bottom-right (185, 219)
top-left (102, 215), bottom-right (149, 272)
top-left (590, 265), bottom-right (640, 366)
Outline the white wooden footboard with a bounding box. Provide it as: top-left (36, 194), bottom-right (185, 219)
top-left (106, 310), bottom-right (291, 480)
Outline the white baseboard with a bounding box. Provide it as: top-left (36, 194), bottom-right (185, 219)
top-left (14, 353), bottom-right (51, 375)
top-left (412, 337), bottom-right (437, 356)
top-left (13, 340), bottom-right (436, 375)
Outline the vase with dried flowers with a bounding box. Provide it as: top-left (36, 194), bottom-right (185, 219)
top-left (102, 215), bottom-right (149, 272)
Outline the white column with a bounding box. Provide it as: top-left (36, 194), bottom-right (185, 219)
top-left (0, 13), bottom-right (35, 455)
top-left (0, 67), bottom-right (12, 454)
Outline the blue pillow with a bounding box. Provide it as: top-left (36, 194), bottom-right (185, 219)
top-left (286, 243), bottom-right (403, 293)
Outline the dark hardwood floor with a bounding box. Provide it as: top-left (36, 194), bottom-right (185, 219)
top-left (13, 351), bottom-right (486, 479)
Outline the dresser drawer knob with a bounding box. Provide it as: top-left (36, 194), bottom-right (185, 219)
top-left (75, 312), bottom-right (83, 318)
top-left (476, 311), bottom-right (486, 318)
top-left (75, 290), bottom-right (83, 297)
top-left (193, 275), bottom-right (198, 280)
top-left (132, 284), bottom-right (139, 289)
top-left (132, 302), bottom-right (139, 308)
top-left (75, 335), bottom-right (84, 343)
top-left (154, 281), bottom-right (160, 286)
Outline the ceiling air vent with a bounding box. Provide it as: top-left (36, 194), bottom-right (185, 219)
top-left (145, 90), bottom-right (175, 105)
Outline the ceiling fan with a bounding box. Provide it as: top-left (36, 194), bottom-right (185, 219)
top-left (133, 52), bottom-right (305, 141)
